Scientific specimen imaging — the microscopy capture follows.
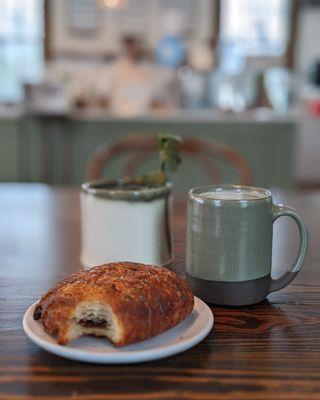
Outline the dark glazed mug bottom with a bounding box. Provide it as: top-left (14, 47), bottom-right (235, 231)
top-left (186, 273), bottom-right (271, 306)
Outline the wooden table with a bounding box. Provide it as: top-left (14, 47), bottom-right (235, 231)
top-left (0, 184), bottom-right (319, 399)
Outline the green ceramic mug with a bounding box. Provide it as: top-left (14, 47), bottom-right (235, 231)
top-left (186, 185), bottom-right (308, 306)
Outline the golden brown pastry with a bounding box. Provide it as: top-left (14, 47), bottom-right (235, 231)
top-left (33, 262), bottom-right (194, 346)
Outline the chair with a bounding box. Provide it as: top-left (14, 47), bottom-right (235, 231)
top-left (86, 134), bottom-right (253, 186)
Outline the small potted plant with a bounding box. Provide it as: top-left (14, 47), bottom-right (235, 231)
top-left (80, 133), bottom-right (182, 267)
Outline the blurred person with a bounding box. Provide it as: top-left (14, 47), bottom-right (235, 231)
top-left (109, 35), bottom-right (174, 116)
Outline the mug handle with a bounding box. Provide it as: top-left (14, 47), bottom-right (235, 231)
top-left (268, 204), bottom-right (308, 294)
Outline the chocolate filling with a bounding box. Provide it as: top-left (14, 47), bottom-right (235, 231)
top-left (33, 305), bottom-right (42, 320)
top-left (78, 318), bottom-right (108, 329)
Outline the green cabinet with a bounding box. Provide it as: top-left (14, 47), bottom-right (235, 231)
top-left (0, 114), bottom-right (296, 190)
top-left (0, 119), bottom-right (21, 181)
top-left (68, 118), bottom-right (296, 190)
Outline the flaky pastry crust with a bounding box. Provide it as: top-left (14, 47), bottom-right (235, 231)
top-left (33, 262), bottom-right (194, 346)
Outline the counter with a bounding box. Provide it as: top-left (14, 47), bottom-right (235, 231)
top-left (0, 110), bottom-right (296, 190)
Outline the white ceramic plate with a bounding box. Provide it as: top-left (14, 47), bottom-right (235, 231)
top-left (23, 297), bottom-right (213, 364)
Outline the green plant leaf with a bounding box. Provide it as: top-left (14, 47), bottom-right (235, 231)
top-left (158, 133), bottom-right (182, 174)
top-left (135, 133), bottom-right (182, 187)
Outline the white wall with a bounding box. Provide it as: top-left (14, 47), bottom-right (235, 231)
top-left (296, 6), bottom-right (320, 73)
top-left (295, 5), bottom-right (320, 185)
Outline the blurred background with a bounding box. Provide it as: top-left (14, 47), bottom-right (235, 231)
top-left (0, 0), bottom-right (320, 191)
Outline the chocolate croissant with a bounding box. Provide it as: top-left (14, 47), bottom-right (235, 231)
top-left (33, 262), bottom-right (194, 346)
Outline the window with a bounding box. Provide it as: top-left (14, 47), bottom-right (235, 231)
top-left (219, 0), bottom-right (291, 72)
top-left (0, 0), bottom-right (44, 103)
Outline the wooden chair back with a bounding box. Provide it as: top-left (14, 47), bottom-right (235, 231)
top-left (86, 134), bottom-right (253, 186)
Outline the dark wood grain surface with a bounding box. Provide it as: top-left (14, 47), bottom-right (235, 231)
top-left (0, 184), bottom-right (319, 400)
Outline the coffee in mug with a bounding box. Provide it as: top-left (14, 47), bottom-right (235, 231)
top-left (186, 185), bottom-right (308, 306)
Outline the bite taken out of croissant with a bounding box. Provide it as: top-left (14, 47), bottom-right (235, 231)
top-left (33, 262), bottom-right (194, 346)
